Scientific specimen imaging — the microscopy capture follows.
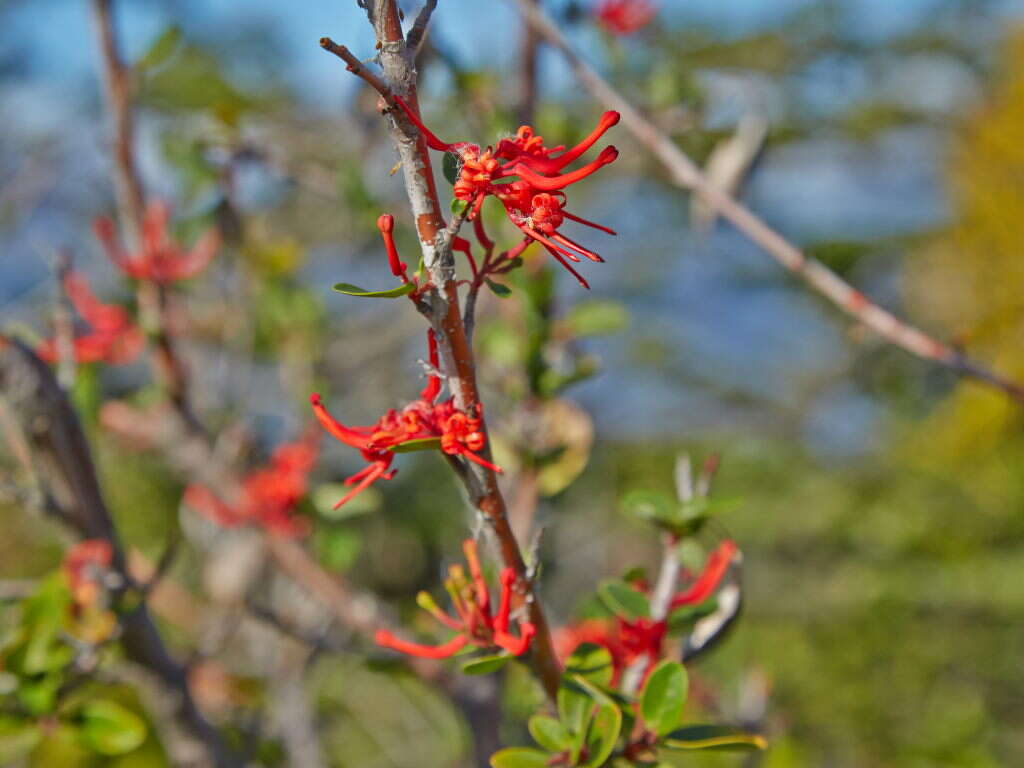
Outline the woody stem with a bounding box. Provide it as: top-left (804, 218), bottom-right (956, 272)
top-left (90, 0), bottom-right (203, 437)
top-left (350, 0), bottom-right (562, 701)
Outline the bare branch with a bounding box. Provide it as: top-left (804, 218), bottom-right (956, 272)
top-left (513, 0), bottom-right (1024, 405)
top-left (406, 0), bottom-right (438, 53)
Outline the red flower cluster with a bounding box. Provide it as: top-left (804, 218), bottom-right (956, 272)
top-left (184, 436), bottom-right (319, 536)
top-left (555, 540), bottom-right (739, 680)
top-left (37, 272), bottom-right (144, 366)
top-left (376, 539), bottom-right (535, 659)
top-left (393, 96), bottom-right (620, 288)
top-left (595, 0), bottom-right (657, 36)
top-left (63, 539), bottom-right (113, 607)
top-left (94, 201), bottom-right (220, 284)
top-left (310, 331), bottom-right (501, 510)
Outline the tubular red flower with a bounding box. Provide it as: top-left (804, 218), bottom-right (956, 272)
top-left (376, 542), bottom-right (534, 662)
top-left (36, 272), bottom-right (143, 366)
top-left (185, 435), bottom-right (319, 536)
top-left (375, 630), bottom-right (469, 659)
top-left (377, 213), bottom-right (409, 280)
top-left (510, 145), bottom-right (619, 192)
top-left (670, 540), bottom-right (739, 608)
top-left (595, 0), bottom-right (657, 36)
top-left (94, 201), bottom-right (220, 284)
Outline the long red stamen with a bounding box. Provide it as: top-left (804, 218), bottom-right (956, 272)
top-left (539, 243), bottom-right (591, 289)
top-left (310, 394), bottom-right (373, 449)
top-left (391, 95), bottom-right (466, 153)
top-left (472, 213), bottom-right (494, 252)
top-left (462, 540), bottom-right (492, 624)
top-left (511, 146), bottom-right (619, 192)
top-left (521, 111), bottom-right (621, 173)
top-left (375, 630), bottom-right (469, 659)
top-left (551, 232), bottom-right (604, 263)
top-left (495, 568), bottom-right (516, 633)
top-left (458, 447), bottom-right (503, 473)
top-left (172, 228), bottom-right (221, 281)
top-left (494, 622), bottom-right (536, 656)
top-left (333, 463), bottom-right (388, 509)
top-left (520, 226), bottom-right (582, 262)
top-left (670, 540), bottom-right (738, 608)
top-left (562, 209), bottom-right (617, 235)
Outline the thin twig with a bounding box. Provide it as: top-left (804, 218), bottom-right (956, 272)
top-left (406, 0), bottom-right (438, 53)
top-left (513, 0), bottom-right (1024, 404)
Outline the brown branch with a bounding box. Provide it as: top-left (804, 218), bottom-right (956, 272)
top-left (513, 0), bottom-right (1024, 405)
top-left (516, 0), bottom-right (541, 125)
top-left (90, 0), bottom-right (206, 436)
top-left (323, 0), bottom-right (563, 700)
top-left (406, 0), bottom-right (438, 53)
top-left (0, 336), bottom-right (242, 768)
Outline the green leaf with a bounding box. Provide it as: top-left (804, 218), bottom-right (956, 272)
top-left (389, 437), bottom-right (443, 453)
top-left (663, 725), bottom-right (767, 752)
top-left (489, 747), bottom-right (552, 768)
top-left (333, 282), bottom-right (416, 299)
top-left (137, 25), bottom-right (182, 72)
top-left (564, 300), bottom-right (629, 337)
top-left (572, 675), bottom-right (622, 767)
top-left (640, 660), bottom-right (688, 736)
top-left (0, 718), bottom-right (41, 763)
top-left (620, 490), bottom-right (679, 527)
top-left (443, 152), bottom-right (461, 185)
top-left (461, 654), bottom-right (512, 676)
top-left (528, 715), bottom-right (571, 752)
top-left (564, 642), bottom-right (615, 687)
top-left (451, 198), bottom-right (470, 216)
top-left (79, 700), bottom-right (147, 756)
top-left (597, 580), bottom-right (651, 621)
top-left (667, 598), bottom-right (718, 631)
top-left (485, 278), bottom-right (513, 298)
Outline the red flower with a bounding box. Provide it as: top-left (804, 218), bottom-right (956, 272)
top-left (184, 435), bottom-right (319, 536)
top-left (63, 539), bottom-right (113, 607)
top-left (310, 332), bottom-right (501, 510)
top-left (94, 201), bottom-right (220, 284)
top-left (392, 96), bottom-right (620, 288)
top-left (595, 0), bottom-right (656, 36)
top-left (36, 271), bottom-right (143, 365)
top-left (376, 539), bottom-right (535, 659)
top-left (555, 540), bottom-right (739, 681)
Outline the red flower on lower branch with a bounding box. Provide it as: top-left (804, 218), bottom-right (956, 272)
top-left (555, 540), bottom-right (739, 681)
top-left (376, 539), bottom-right (535, 659)
top-left (184, 435), bottom-right (319, 536)
top-left (36, 271), bottom-right (143, 366)
top-left (310, 332), bottom-right (502, 509)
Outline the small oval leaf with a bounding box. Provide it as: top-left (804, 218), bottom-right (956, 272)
top-left (489, 747), bottom-right (552, 768)
top-left (462, 654), bottom-right (512, 675)
top-left (662, 724), bottom-right (767, 752)
top-left (485, 278), bottom-right (512, 298)
top-left (79, 699), bottom-right (147, 756)
top-left (389, 437), bottom-right (443, 453)
top-left (528, 715), bottom-right (571, 752)
top-left (333, 282), bottom-right (416, 299)
top-left (597, 580), bottom-right (651, 621)
top-left (640, 660), bottom-right (688, 736)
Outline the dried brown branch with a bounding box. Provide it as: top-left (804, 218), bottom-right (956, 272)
top-left (513, 0), bottom-right (1024, 404)
top-left (406, 0), bottom-right (438, 53)
top-left (0, 336), bottom-right (242, 768)
top-left (90, 0), bottom-right (206, 436)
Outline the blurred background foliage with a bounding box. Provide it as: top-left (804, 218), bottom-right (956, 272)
top-left (3, 0), bottom-right (1024, 765)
